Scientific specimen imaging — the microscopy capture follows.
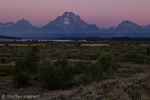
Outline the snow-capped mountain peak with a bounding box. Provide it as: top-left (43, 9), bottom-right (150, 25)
top-left (46, 12), bottom-right (100, 33)
top-left (64, 13), bottom-right (70, 25)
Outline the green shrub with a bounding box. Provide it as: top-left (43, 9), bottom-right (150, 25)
top-left (129, 89), bottom-right (141, 100)
top-left (106, 67), bottom-right (115, 75)
top-left (12, 58), bottom-right (30, 88)
top-left (146, 57), bottom-right (150, 65)
top-left (0, 57), bottom-right (6, 63)
top-left (75, 42), bottom-right (81, 47)
top-left (92, 64), bottom-right (103, 77)
top-left (140, 94), bottom-right (150, 100)
top-left (13, 72), bottom-right (30, 88)
top-left (54, 58), bottom-right (68, 67)
top-left (25, 46), bottom-right (40, 73)
top-left (122, 51), bottom-right (144, 63)
top-left (135, 66), bottom-right (144, 73)
top-left (127, 66), bottom-right (143, 74)
top-left (5, 43), bottom-right (9, 46)
top-left (108, 89), bottom-right (131, 100)
top-left (123, 51), bottom-right (137, 62)
top-left (135, 59), bottom-right (145, 63)
top-left (38, 61), bottom-right (54, 89)
top-left (147, 47), bottom-right (150, 56)
top-left (96, 54), bottom-right (117, 73)
top-left (74, 61), bottom-right (86, 74)
top-left (38, 59), bottom-right (74, 90)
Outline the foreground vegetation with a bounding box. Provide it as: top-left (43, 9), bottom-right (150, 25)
top-left (0, 40), bottom-right (150, 100)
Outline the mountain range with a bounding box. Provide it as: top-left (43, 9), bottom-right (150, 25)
top-left (0, 12), bottom-right (150, 38)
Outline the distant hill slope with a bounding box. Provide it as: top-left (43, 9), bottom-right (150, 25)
top-left (0, 35), bottom-right (21, 39)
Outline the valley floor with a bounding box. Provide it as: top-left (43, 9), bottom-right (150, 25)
top-left (0, 41), bottom-right (150, 100)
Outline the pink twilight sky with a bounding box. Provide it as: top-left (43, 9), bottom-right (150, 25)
top-left (0, 0), bottom-right (150, 28)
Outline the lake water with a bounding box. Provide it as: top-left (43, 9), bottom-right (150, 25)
top-left (0, 39), bottom-right (86, 42)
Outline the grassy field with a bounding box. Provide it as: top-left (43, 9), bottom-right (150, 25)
top-left (0, 40), bottom-right (150, 100)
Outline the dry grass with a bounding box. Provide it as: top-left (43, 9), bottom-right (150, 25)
top-left (81, 44), bottom-right (109, 47)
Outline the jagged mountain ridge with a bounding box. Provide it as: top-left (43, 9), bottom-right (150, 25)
top-left (40, 12), bottom-right (100, 33)
top-left (102, 20), bottom-right (150, 37)
top-left (115, 20), bottom-right (145, 33)
top-left (0, 12), bottom-right (150, 38)
top-left (0, 19), bottom-right (37, 37)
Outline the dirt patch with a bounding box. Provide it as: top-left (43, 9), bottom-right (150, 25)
top-left (81, 44), bottom-right (109, 47)
top-left (0, 62), bottom-right (15, 66)
top-left (0, 44), bottom-right (5, 46)
top-left (0, 76), bottom-right (12, 80)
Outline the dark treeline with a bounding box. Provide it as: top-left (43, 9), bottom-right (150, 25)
top-left (58, 37), bottom-right (150, 41)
